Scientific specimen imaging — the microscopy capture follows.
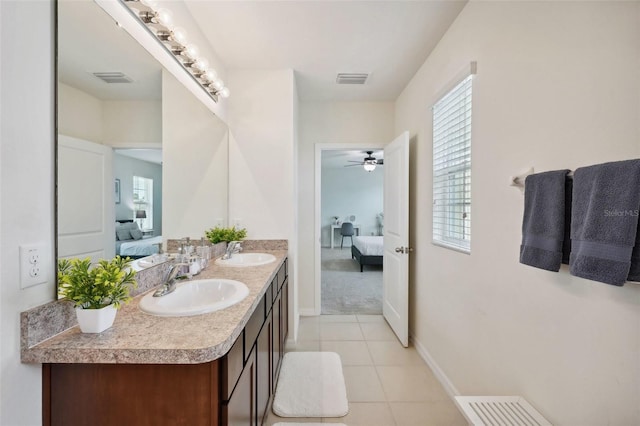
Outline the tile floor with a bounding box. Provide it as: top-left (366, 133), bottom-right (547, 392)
top-left (265, 315), bottom-right (468, 426)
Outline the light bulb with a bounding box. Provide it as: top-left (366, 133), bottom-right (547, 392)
top-left (154, 8), bottom-right (173, 27)
top-left (363, 163), bottom-right (376, 172)
top-left (219, 87), bottom-right (230, 98)
top-left (171, 27), bottom-right (188, 45)
top-left (211, 78), bottom-right (224, 91)
top-left (184, 44), bottom-right (200, 60)
top-left (204, 69), bottom-right (218, 82)
top-left (194, 58), bottom-right (209, 72)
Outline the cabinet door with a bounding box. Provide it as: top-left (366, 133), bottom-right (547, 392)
top-left (281, 279), bottom-right (289, 344)
top-left (272, 291), bottom-right (282, 393)
top-left (225, 346), bottom-right (256, 426)
top-left (256, 312), bottom-right (272, 425)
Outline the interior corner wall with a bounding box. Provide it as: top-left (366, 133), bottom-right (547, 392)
top-left (226, 69), bottom-right (295, 240)
top-left (162, 70), bottom-right (229, 241)
top-left (0, 1), bottom-right (56, 425)
top-left (394, 2), bottom-right (640, 425)
top-left (297, 101), bottom-right (395, 313)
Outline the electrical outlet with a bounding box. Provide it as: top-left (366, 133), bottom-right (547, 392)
top-left (215, 218), bottom-right (224, 227)
top-left (233, 218), bottom-right (243, 229)
top-left (20, 244), bottom-right (48, 288)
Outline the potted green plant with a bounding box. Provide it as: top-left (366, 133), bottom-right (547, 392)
top-left (58, 256), bottom-right (137, 333)
top-left (205, 226), bottom-right (247, 244)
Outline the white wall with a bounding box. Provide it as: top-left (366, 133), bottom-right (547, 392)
top-left (162, 70), bottom-right (228, 240)
top-left (297, 101), bottom-right (394, 313)
top-left (58, 83), bottom-right (162, 149)
top-left (0, 1), bottom-right (55, 425)
top-left (395, 2), bottom-right (640, 424)
top-left (227, 69), bottom-right (295, 240)
top-left (320, 165), bottom-right (383, 246)
top-left (58, 82), bottom-right (103, 143)
top-left (103, 100), bottom-right (162, 147)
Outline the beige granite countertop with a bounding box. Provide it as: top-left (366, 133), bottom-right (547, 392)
top-left (21, 250), bottom-right (287, 365)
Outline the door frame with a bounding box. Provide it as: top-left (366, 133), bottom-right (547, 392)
top-left (313, 143), bottom-right (385, 315)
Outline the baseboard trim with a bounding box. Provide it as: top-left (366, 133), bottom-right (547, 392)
top-left (410, 332), bottom-right (460, 398)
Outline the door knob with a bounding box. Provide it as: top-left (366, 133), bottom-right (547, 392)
top-left (395, 247), bottom-right (414, 254)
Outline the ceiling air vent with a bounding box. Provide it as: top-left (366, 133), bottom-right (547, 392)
top-left (336, 73), bottom-right (368, 85)
top-left (92, 72), bottom-right (133, 84)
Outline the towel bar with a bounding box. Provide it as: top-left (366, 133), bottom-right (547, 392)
top-left (511, 167), bottom-right (574, 192)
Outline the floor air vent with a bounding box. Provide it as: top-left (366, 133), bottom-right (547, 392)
top-left (455, 396), bottom-right (552, 426)
top-left (336, 73), bottom-right (368, 84)
top-left (92, 72), bottom-right (133, 84)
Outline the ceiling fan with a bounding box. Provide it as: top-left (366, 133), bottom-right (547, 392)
top-left (345, 151), bottom-right (384, 172)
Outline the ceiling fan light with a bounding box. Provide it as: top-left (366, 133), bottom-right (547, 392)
top-left (363, 163), bottom-right (376, 172)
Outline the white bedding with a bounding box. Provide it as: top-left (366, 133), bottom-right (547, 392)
top-left (119, 236), bottom-right (162, 256)
top-left (353, 236), bottom-right (384, 256)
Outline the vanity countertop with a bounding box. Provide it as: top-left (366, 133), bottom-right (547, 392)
top-left (21, 250), bottom-right (287, 365)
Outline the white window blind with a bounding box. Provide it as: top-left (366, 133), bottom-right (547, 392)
top-left (432, 74), bottom-right (472, 253)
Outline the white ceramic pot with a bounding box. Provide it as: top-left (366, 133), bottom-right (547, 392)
top-left (75, 304), bottom-right (117, 333)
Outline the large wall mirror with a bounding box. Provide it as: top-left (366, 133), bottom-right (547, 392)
top-left (56, 0), bottom-right (228, 284)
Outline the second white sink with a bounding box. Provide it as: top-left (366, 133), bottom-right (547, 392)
top-left (139, 279), bottom-right (249, 317)
top-left (216, 253), bottom-right (276, 267)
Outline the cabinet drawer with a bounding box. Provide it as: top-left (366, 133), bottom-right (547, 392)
top-left (244, 294), bottom-right (266, 362)
top-left (222, 332), bottom-right (244, 400)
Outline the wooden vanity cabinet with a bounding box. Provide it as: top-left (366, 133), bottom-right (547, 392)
top-left (43, 258), bottom-right (289, 426)
top-left (223, 258), bottom-right (288, 425)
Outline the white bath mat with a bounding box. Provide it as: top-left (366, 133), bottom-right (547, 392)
top-left (273, 424), bottom-right (346, 426)
top-left (272, 351), bottom-right (349, 418)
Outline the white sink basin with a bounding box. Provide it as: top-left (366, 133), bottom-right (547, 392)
top-left (216, 252), bottom-right (276, 267)
top-left (139, 279), bottom-right (249, 317)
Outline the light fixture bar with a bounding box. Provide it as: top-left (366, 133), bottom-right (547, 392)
top-left (120, 0), bottom-right (230, 102)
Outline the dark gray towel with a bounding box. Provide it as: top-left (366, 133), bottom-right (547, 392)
top-left (570, 159), bottom-right (640, 286)
top-left (520, 170), bottom-right (572, 271)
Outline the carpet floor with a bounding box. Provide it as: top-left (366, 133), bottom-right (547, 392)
top-left (321, 247), bottom-right (382, 315)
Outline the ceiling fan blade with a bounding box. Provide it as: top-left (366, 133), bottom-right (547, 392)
top-left (344, 164), bottom-right (363, 167)
top-left (378, 159), bottom-right (384, 165)
top-left (347, 160), bottom-right (365, 163)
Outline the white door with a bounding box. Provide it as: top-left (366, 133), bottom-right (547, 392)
top-left (383, 131), bottom-right (410, 347)
top-left (58, 135), bottom-right (115, 262)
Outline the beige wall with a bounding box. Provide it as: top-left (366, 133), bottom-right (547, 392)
top-left (58, 82), bottom-right (162, 148)
top-left (297, 101), bottom-right (395, 313)
top-left (58, 82), bottom-right (103, 143)
top-left (162, 70), bottom-right (228, 240)
top-left (227, 69), bottom-right (296, 240)
top-left (395, 2), bottom-right (640, 424)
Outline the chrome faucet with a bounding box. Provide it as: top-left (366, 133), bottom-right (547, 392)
top-left (222, 241), bottom-right (243, 260)
top-left (153, 262), bottom-right (190, 297)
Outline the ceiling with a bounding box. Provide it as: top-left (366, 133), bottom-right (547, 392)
top-left (184, 0), bottom-right (467, 101)
top-left (58, 0), bottom-right (162, 101)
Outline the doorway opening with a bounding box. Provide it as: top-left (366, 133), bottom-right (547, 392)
top-left (316, 146), bottom-right (385, 315)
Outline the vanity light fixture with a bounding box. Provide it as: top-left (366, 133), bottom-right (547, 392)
top-left (122, 0), bottom-right (230, 102)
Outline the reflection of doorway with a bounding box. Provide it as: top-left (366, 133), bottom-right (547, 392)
top-left (114, 149), bottom-right (163, 237)
top-left (318, 147), bottom-right (384, 315)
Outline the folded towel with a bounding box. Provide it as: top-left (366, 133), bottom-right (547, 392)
top-left (520, 170), bottom-right (572, 271)
top-left (570, 159), bottom-right (640, 286)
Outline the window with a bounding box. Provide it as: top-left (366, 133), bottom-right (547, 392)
top-left (133, 176), bottom-right (153, 230)
top-left (432, 74), bottom-right (472, 253)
